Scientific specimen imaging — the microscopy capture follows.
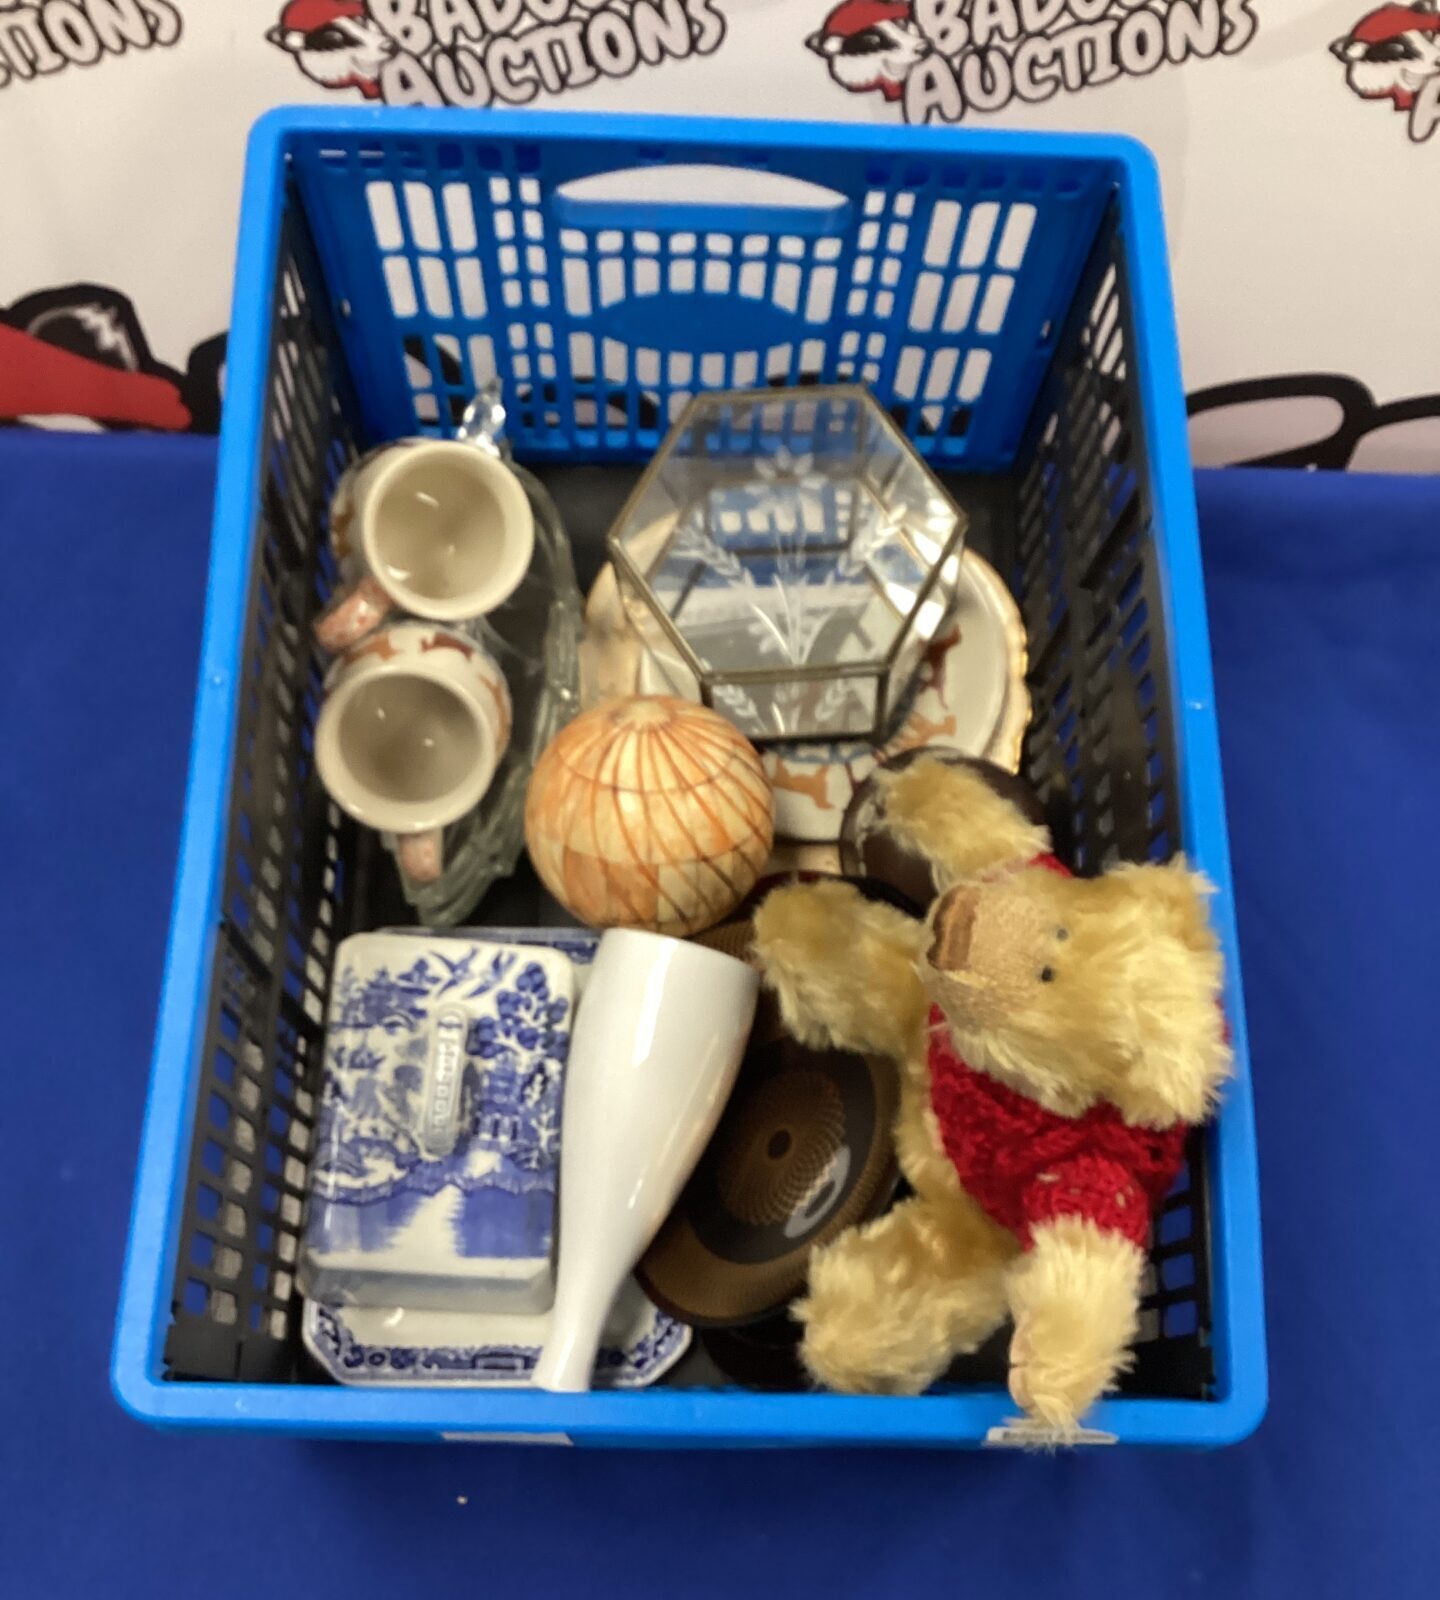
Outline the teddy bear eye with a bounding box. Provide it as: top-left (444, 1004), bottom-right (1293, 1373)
top-left (1055, 928), bottom-right (1069, 941)
top-left (1039, 966), bottom-right (1056, 983)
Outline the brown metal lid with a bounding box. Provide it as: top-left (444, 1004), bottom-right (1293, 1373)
top-left (839, 749), bottom-right (1045, 907)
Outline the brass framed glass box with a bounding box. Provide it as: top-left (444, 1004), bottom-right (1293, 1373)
top-left (607, 386), bottom-right (967, 744)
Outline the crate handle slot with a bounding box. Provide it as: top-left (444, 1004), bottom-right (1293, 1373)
top-left (552, 165), bottom-right (852, 238)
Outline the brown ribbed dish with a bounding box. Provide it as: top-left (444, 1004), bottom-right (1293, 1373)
top-left (638, 920), bottom-right (900, 1328)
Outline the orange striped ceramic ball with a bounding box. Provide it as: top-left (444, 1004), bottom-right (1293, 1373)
top-left (524, 696), bottom-right (775, 937)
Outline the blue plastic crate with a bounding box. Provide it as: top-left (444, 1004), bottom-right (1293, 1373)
top-left (113, 108), bottom-right (1265, 1447)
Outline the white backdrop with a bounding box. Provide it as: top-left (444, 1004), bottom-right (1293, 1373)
top-left (2, 1), bottom-right (1436, 466)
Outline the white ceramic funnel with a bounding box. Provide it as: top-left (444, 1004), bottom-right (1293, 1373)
top-left (533, 929), bottom-right (758, 1391)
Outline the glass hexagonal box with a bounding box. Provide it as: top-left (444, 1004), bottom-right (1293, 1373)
top-left (608, 386), bottom-right (967, 744)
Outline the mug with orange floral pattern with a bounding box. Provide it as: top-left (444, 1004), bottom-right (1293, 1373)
top-left (314, 620), bottom-right (511, 886)
top-left (313, 438), bottom-right (534, 655)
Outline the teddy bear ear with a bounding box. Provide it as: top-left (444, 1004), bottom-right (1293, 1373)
top-left (1105, 862), bottom-right (1231, 1126)
top-left (1117, 998), bottom-right (1230, 1127)
top-left (1119, 859), bottom-right (1219, 952)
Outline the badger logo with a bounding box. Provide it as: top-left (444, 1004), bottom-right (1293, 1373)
top-left (267, 0), bottom-right (396, 100)
top-left (1332, 4), bottom-right (1440, 112)
top-left (808, 0), bottom-right (928, 103)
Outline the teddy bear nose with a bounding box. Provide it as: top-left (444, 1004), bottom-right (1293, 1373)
top-left (927, 886), bottom-right (978, 972)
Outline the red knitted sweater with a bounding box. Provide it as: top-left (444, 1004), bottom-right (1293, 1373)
top-left (927, 1010), bottom-right (1186, 1250)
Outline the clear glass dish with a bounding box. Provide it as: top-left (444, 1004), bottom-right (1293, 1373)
top-left (608, 386), bottom-right (966, 743)
top-left (388, 402), bottom-right (582, 925)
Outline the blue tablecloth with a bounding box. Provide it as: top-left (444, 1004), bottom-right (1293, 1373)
top-left (1, 433), bottom-right (1436, 1596)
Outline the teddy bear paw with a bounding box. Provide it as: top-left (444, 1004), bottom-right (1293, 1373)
top-left (1006, 1316), bottom-right (1121, 1434)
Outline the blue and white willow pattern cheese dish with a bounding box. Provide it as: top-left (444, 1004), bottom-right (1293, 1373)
top-left (300, 933), bottom-right (575, 1313)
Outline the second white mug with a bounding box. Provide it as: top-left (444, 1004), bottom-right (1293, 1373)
top-left (314, 621), bottom-right (512, 884)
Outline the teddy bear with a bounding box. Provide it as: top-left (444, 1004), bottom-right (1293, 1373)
top-left (751, 755), bottom-right (1231, 1430)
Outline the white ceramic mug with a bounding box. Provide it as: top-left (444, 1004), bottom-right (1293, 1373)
top-left (533, 929), bottom-right (759, 1392)
top-left (314, 439), bottom-right (535, 653)
top-left (315, 621), bottom-right (511, 883)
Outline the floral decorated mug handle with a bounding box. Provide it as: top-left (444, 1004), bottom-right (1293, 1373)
top-left (314, 574), bottom-right (397, 654)
top-left (395, 827), bottom-right (445, 886)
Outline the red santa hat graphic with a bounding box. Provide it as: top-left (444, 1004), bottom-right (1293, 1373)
top-left (277, 0), bottom-right (368, 28)
top-left (819, 0), bottom-right (914, 32)
top-left (1348, 4), bottom-right (1440, 43)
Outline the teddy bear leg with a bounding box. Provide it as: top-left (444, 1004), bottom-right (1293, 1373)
top-left (797, 1193), bottom-right (1016, 1396)
top-left (752, 880), bottom-right (928, 1061)
top-left (1005, 1217), bottom-right (1146, 1432)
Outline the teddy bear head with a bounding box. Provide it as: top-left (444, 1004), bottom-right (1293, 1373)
top-left (923, 859), bottom-right (1230, 1128)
